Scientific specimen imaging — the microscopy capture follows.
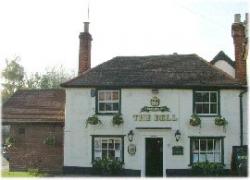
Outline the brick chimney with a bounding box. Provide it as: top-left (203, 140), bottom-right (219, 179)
top-left (78, 22), bottom-right (92, 75)
top-left (232, 13), bottom-right (248, 84)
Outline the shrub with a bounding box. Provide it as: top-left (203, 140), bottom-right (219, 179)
top-left (27, 168), bottom-right (40, 176)
top-left (215, 116), bottom-right (227, 126)
top-left (92, 157), bottom-right (123, 176)
top-left (86, 115), bottom-right (102, 127)
top-left (6, 136), bottom-right (15, 147)
top-left (112, 114), bottom-right (123, 126)
top-left (192, 161), bottom-right (225, 176)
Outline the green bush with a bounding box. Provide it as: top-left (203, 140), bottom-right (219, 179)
top-left (192, 161), bottom-right (225, 176)
top-left (215, 116), bottom-right (227, 126)
top-left (6, 136), bottom-right (15, 147)
top-left (92, 157), bottom-right (123, 176)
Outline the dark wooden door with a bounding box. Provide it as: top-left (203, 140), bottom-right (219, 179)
top-left (145, 138), bottom-right (163, 177)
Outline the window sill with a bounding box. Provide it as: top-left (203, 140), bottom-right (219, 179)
top-left (196, 114), bottom-right (219, 117)
top-left (96, 112), bottom-right (119, 116)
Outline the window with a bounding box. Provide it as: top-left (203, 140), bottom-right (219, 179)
top-left (190, 137), bottom-right (223, 164)
top-left (194, 91), bottom-right (219, 115)
top-left (93, 136), bottom-right (123, 162)
top-left (97, 90), bottom-right (120, 114)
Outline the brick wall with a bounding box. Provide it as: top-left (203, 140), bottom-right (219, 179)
top-left (7, 124), bottom-right (63, 173)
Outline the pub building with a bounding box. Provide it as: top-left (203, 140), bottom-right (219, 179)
top-left (61, 13), bottom-right (248, 177)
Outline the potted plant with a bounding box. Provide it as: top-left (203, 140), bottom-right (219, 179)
top-left (112, 114), bottom-right (123, 126)
top-left (215, 116), bottom-right (227, 132)
top-left (44, 135), bottom-right (56, 146)
top-left (189, 114), bottom-right (201, 127)
top-left (86, 115), bottom-right (102, 127)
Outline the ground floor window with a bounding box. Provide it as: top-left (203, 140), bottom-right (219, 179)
top-left (190, 137), bottom-right (224, 164)
top-left (92, 136), bottom-right (124, 162)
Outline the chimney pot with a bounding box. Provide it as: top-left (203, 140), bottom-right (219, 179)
top-left (84, 22), bottom-right (90, 33)
top-left (234, 14), bottom-right (241, 23)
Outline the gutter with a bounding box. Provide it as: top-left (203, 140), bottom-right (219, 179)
top-left (239, 89), bottom-right (247, 146)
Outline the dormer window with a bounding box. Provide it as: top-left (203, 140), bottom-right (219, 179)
top-left (97, 90), bottom-right (120, 114)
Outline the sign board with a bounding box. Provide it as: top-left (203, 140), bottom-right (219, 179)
top-left (172, 146), bottom-right (183, 155)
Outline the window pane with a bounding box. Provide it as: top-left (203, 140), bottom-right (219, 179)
top-left (108, 150), bottom-right (115, 159)
top-left (105, 103), bottom-right (112, 111)
top-left (196, 104), bottom-right (209, 114)
top-left (106, 92), bottom-right (112, 100)
top-left (193, 140), bottom-right (199, 151)
top-left (102, 150), bottom-right (108, 158)
top-left (113, 103), bottom-right (119, 111)
top-left (206, 153), bottom-right (214, 162)
top-left (210, 92), bottom-right (217, 102)
top-left (112, 91), bottom-right (119, 100)
top-left (108, 140), bottom-right (114, 149)
top-left (115, 143), bottom-right (120, 150)
top-left (195, 93), bottom-right (202, 102)
top-left (201, 92), bottom-right (209, 102)
top-left (102, 140), bottom-right (107, 149)
top-left (207, 139), bottom-right (213, 151)
top-left (214, 153), bottom-right (221, 162)
top-left (214, 140), bottom-right (221, 151)
top-left (200, 140), bottom-right (206, 151)
top-left (210, 104), bottom-right (217, 114)
top-left (99, 92), bottom-right (105, 101)
top-left (195, 104), bottom-right (203, 114)
top-left (193, 153), bottom-right (199, 163)
top-left (199, 153), bottom-right (206, 162)
top-left (99, 103), bottom-right (105, 111)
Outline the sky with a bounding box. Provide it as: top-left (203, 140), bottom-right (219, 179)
top-left (0, 0), bottom-right (249, 75)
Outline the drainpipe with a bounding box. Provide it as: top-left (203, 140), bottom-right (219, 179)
top-left (239, 89), bottom-right (247, 146)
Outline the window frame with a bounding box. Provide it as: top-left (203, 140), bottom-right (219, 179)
top-left (91, 135), bottom-right (125, 163)
top-left (193, 90), bottom-right (220, 116)
top-left (96, 89), bottom-right (121, 115)
top-left (189, 136), bottom-right (224, 165)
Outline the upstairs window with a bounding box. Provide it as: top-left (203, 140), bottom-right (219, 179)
top-left (97, 90), bottom-right (120, 114)
top-left (194, 91), bottom-right (219, 115)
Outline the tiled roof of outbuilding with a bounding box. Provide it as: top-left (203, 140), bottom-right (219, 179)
top-left (210, 51), bottom-right (235, 67)
top-left (2, 89), bottom-right (65, 124)
top-left (61, 54), bottom-right (243, 88)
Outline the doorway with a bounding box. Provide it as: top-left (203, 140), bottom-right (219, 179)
top-left (145, 138), bottom-right (163, 177)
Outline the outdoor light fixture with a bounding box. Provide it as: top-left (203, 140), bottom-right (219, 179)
top-left (128, 130), bottom-right (134, 142)
top-left (175, 130), bottom-right (181, 142)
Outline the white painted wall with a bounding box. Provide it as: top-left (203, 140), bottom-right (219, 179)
top-left (64, 88), bottom-right (246, 175)
top-left (213, 60), bottom-right (235, 78)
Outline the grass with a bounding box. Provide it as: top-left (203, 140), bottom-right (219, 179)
top-left (2, 170), bottom-right (47, 177)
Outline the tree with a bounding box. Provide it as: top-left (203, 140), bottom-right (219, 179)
top-left (25, 66), bottom-right (75, 89)
top-left (1, 57), bottom-right (25, 103)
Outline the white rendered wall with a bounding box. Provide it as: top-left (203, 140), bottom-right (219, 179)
top-left (64, 88), bottom-right (245, 175)
top-left (213, 60), bottom-right (235, 78)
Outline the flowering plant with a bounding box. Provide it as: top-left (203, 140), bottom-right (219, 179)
top-left (189, 114), bottom-right (201, 126)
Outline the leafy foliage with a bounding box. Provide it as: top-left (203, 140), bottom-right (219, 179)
top-left (6, 136), bottom-right (15, 147)
top-left (215, 116), bottom-right (227, 126)
top-left (191, 161), bottom-right (225, 176)
top-left (86, 115), bottom-right (102, 127)
top-left (189, 114), bottom-right (201, 126)
top-left (92, 157), bottom-right (123, 176)
top-left (112, 114), bottom-right (123, 126)
top-left (1, 57), bottom-right (25, 103)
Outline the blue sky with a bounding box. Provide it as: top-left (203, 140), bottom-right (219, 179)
top-left (0, 0), bottom-right (248, 75)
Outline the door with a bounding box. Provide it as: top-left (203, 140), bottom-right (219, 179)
top-left (145, 138), bottom-right (163, 177)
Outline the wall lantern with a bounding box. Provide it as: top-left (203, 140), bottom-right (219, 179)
top-left (175, 130), bottom-right (181, 142)
top-left (128, 130), bottom-right (134, 142)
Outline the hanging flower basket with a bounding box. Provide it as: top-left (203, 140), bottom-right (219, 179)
top-left (112, 114), bottom-right (124, 126)
top-left (215, 116), bottom-right (227, 126)
top-left (86, 115), bottom-right (102, 127)
top-left (44, 135), bottom-right (56, 146)
top-left (189, 114), bottom-right (201, 126)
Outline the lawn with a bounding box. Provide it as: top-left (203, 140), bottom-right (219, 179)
top-left (2, 170), bottom-right (47, 177)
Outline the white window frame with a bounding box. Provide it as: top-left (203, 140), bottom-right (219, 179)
top-left (97, 90), bottom-right (120, 114)
top-left (93, 137), bottom-right (123, 161)
top-left (192, 138), bottom-right (222, 163)
top-left (194, 91), bottom-right (219, 115)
